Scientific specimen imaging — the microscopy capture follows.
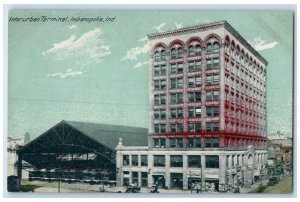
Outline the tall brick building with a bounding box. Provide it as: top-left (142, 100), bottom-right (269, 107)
top-left (116, 21), bottom-right (268, 192)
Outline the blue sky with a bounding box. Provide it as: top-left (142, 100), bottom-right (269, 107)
top-left (8, 10), bottom-right (293, 139)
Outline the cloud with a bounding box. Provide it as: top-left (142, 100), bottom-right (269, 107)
top-left (248, 37), bottom-right (279, 51)
top-left (138, 36), bottom-right (148, 42)
top-left (66, 24), bottom-right (77, 30)
top-left (134, 61), bottom-right (148, 68)
top-left (47, 69), bottom-right (83, 78)
top-left (42, 28), bottom-right (111, 77)
top-left (121, 41), bottom-right (150, 61)
top-left (175, 22), bottom-right (183, 29)
top-left (153, 22), bottom-right (166, 32)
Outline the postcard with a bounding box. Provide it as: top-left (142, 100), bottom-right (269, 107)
top-left (6, 9), bottom-right (294, 195)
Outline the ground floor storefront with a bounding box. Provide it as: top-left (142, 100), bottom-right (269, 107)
top-left (116, 144), bottom-right (268, 192)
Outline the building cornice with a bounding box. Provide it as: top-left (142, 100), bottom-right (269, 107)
top-left (147, 21), bottom-right (268, 66)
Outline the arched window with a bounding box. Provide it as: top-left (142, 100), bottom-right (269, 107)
top-left (213, 42), bottom-right (220, 53)
top-left (161, 50), bottom-right (166, 60)
top-left (154, 51), bottom-right (160, 61)
top-left (207, 43), bottom-right (213, 54)
top-left (195, 45), bottom-right (201, 55)
top-left (189, 46), bottom-right (195, 56)
top-left (178, 47), bottom-right (183, 58)
top-left (171, 48), bottom-right (176, 59)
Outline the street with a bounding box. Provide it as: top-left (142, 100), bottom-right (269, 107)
top-left (249, 175), bottom-right (292, 194)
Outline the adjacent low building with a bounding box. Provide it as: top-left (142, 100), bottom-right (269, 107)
top-left (15, 120), bottom-right (147, 186)
top-left (116, 21), bottom-right (269, 192)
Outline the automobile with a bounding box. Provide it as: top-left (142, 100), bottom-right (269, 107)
top-left (268, 176), bottom-right (279, 186)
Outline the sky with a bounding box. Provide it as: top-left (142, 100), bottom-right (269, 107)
top-left (7, 10), bottom-right (293, 140)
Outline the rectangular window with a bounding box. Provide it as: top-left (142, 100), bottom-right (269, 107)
top-left (213, 122), bottom-right (219, 131)
top-left (195, 138), bottom-right (201, 147)
top-left (195, 77), bottom-right (201, 86)
top-left (213, 58), bottom-right (220, 68)
top-left (178, 78), bottom-right (183, 88)
top-left (154, 80), bottom-right (160, 90)
top-left (206, 122), bottom-right (212, 132)
top-left (188, 138), bottom-right (194, 147)
top-left (177, 93), bottom-right (183, 103)
top-left (171, 79), bottom-right (176, 89)
top-left (213, 75), bottom-right (219, 84)
top-left (154, 94), bottom-right (166, 105)
top-left (177, 138), bottom-right (183, 148)
top-left (171, 64), bottom-right (177, 74)
top-left (205, 138), bottom-right (212, 147)
top-left (195, 122), bottom-right (201, 132)
top-left (195, 61), bottom-right (201, 70)
top-left (154, 124), bottom-right (159, 133)
top-left (141, 155), bottom-right (148, 166)
top-left (161, 138), bottom-right (166, 147)
top-left (154, 124), bottom-right (165, 133)
top-left (188, 108), bottom-right (194, 117)
top-left (171, 94), bottom-right (177, 104)
top-left (170, 123), bottom-right (176, 132)
top-left (154, 66), bottom-right (160, 76)
top-left (154, 155), bottom-right (165, 167)
top-left (189, 77), bottom-right (195, 87)
top-left (161, 124), bottom-right (166, 133)
top-left (161, 109), bottom-right (166, 119)
top-left (171, 109), bottom-right (177, 119)
top-left (188, 155), bottom-right (201, 168)
top-left (154, 138), bottom-right (160, 147)
top-left (188, 122), bottom-right (195, 132)
top-left (195, 107), bottom-right (201, 117)
top-left (154, 110), bottom-right (159, 119)
top-left (132, 155), bottom-right (138, 166)
top-left (170, 155), bottom-right (183, 167)
top-left (206, 155), bottom-right (219, 168)
top-left (170, 138), bottom-right (176, 148)
top-left (178, 63), bottom-right (183, 73)
top-left (213, 91), bottom-right (219, 100)
top-left (189, 62), bottom-right (194, 72)
top-left (154, 95), bottom-right (159, 105)
top-left (207, 59), bottom-right (212, 68)
top-left (195, 92), bottom-right (201, 102)
top-left (161, 65), bottom-right (166, 75)
top-left (188, 92), bottom-right (195, 102)
top-left (213, 106), bottom-right (219, 116)
top-left (206, 106), bottom-right (212, 117)
top-left (161, 95), bottom-right (166, 104)
top-left (177, 123), bottom-right (184, 132)
top-left (206, 75), bottom-right (212, 85)
top-left (206, 90), bottom-right (219, 101)
top-left (177, 108), bottom-right (183, 118)
top-left (141, 172), bottom-right (148, 187)
top-left (206, 91), bottom-right (213, 101)
top-left (161, 79), bottom-right (166, 90)
top-left (123, 155), bottom-right (129, 166)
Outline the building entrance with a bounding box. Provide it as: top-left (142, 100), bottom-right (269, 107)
top-left (170, 173), bottom-right (183, 189)
top-left (152, 175), bottom-right (165, 188)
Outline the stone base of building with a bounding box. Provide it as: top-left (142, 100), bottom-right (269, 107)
top-left (116, 144), bottom-right (268, 192)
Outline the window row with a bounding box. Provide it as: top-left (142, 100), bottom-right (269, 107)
top-left (153, 155), bottom-right (219, 168)
top-left (154, 106), bottom-right (219, 120)
top-left (123, 155), bottom-right (148, 167)
top-left (154, 90), bottom-right (219, 105)
top-left (153, 59), bottom-right (219, 76)
top-left (153, 42), bottom-right (220, 61)
top-left (154, 76), bottom-right (219, 90)
top-left (154, 122), bottom-right (219, 133)
top-left (153, 137), bottom-right (220, 148)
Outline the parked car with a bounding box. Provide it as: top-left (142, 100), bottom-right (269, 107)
top-left (268, 176), bottom-right (279, 186)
